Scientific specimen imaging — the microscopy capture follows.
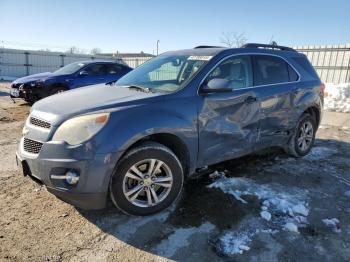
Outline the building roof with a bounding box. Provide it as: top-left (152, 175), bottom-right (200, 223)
top-left (101, 52), bottom-right (155, 58)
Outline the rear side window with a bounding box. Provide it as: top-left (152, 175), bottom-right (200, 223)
top-left (292, 57), bottom-right (319, 80)
top-left (254, 55), bottom-right (290, 85)
top-left (104, 64), bottom-right (123, 74)
top-left (85, 64), bottom-right (105, 75)
top-left (288, 64), bottom-right (299, 81)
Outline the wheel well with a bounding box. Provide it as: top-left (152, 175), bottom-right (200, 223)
top-left (123, 133), bottom-right (191, 177)
top-left (303, 106), bottom-right (320, 127)
top-left (50, 83), bottom-right (69, 91)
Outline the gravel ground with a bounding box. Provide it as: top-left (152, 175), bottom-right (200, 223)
top-left (1, 82), bottom-right (350, 261)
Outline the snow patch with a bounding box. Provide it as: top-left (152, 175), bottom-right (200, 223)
top-left (344, 191), bottom-right (350, 197)
top-left (208, 176), bottom-right (309, 234)
top-left (216, 231), bottom-right (252, 255)
top-left (322, 218), bottom-right (341, 233)
top-left (303, 147), bottom-right (337, 161)
top-left (260, 211), bottom-right (272, 221)
top-left (284, 222), bottom-right (299, 233)
top-left (154, 222), bottom-right (215, 257)
top-left (324, 83), bottom-right (350, 113)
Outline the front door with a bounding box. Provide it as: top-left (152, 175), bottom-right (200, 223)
top-left (75, 63), bottom-right (107, 88)
top-left (197, 55), bottom-right (260, 166)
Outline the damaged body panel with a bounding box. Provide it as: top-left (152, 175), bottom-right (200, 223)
top-left (16, 44), bottom-right (323, 213)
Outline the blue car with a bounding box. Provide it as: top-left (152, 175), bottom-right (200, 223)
top-left (16, 43), bottom-right (323, 215)
top-left (10, 60), bottom-right (132, 103)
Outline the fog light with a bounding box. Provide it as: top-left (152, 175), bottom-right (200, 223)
top-left (65, 170), bottom-right (80, 185)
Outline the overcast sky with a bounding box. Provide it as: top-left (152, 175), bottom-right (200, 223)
top-left (1, 0), bottom-right (349, 54)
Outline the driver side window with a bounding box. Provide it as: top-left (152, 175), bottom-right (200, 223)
top-left (206, 55), bottom-right (253, 89)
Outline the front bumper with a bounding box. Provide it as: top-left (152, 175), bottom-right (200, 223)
top-left (10, 83), bottom-right (45, 101)
top-left (16, 138), bottom-right (120, 210)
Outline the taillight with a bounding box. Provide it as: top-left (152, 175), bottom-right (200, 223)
top-left (320, 83), bottom-right (326, 95)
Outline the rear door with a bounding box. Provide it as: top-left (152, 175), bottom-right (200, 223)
top-left (197, 55), bottom-right (260, 166)
top-left (252, 54), bottom-right (299, 148)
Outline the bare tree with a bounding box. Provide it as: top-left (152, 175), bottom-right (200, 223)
top-left (90, 47), bottom-right (102, 55)
top-left (220, 32), bottom-right (247, 48)
top-left (66, 46), bottom-right (86, 54)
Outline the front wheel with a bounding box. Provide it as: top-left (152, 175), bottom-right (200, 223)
top-left (285, 113), bottom-right (316, 157)
top-left (110, 142), bottom-right (184, 216)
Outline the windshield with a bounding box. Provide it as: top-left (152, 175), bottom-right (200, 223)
top-left (53, 62), bottom-right (87, 75)
top-left (116, 55), bottom-right (211, 92)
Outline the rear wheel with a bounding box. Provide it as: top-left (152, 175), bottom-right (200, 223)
top-left (110, 142), bottom-right (184, 216)
top-left (285, 113), bottom-right (316, 157)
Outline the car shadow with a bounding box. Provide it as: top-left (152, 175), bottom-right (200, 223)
top-left (78, 137), bottom-right (350, 260)
top-left (0, 90), bottom-right (9, 97)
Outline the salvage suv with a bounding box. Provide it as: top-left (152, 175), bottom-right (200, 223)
top-left (16, 43), bottom-right (323, 215)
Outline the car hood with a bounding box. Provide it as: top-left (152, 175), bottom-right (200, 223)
top-left (31, 84), bottom-right (164, 125)
top-left (13, 72), bottom-right (54, 84)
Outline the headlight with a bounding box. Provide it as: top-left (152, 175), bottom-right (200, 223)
top-left (52, 113), bottom-right (110, 145)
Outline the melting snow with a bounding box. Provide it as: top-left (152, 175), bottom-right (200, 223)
top-left (260, 211), bottom-right (272, 221)
top-left (208, 176), bottom-right (309, 227)
top-left (154, 222), bottom-right (215, 257)
top-left (216, 231), bottom-right (252, 255)
top-left (208, 175), bottom-right (310, 255)
top-left (284, 222), bottom-right (299, 233)
top-left (344, 191), bottom-right (350, 197)
top-left (303, 147), bottom-right (337, 161)
top-left (322, 218), bottom-right (341, 233)
top-left (324, 83), bottom-right (350, 113)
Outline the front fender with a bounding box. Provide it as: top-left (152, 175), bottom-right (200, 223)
top-left (95, 97), bottom-right (198, 171)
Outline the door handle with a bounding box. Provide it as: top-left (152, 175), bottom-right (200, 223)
top-left (245, 96), bottom-right (257, 104)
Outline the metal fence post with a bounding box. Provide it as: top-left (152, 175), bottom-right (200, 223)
top-left (24, 51), bottom-right (30, 76)
top-left (60, 54), bottom-right (65, 67)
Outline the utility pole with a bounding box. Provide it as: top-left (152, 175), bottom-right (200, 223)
top-left (156, 40), bottom-right (160, 55)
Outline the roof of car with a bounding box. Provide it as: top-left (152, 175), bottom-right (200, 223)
top-left (78, 60), bottom-right (126, 65)
top-left (162, 44), bottom-right (303, 58)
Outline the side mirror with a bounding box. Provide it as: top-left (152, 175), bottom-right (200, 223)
top-left (201, 78), bottom-right (232, 94)
top-left (79, 70), bottom-right (89, 77)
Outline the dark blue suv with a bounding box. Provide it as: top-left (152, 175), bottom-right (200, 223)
top-left (10, 60), bottom-right (132, 103)
top-left (16, 43), bottom-right (323, 215)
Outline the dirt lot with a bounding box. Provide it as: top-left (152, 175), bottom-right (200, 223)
top-left (1, 81), bottom-right (350, 262)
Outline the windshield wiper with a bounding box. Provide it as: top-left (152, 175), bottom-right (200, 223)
top-left (125, 85), bottom-right (153, 93)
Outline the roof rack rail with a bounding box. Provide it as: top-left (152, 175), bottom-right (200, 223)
top-left (241, 43), bottom-right (297, 52)
top-left (194, 45), bottom-right (224, 49)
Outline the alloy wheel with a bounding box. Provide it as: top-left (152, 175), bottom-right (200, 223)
top-left (122, 159), bottom-right (173, 208)
top-left (297, 121), bottom-right (314, 151)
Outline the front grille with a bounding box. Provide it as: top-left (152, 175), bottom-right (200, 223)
top-left (30, 117), bottom-right (51, 129)
top-left (23, 138), bottom-right (43, 154)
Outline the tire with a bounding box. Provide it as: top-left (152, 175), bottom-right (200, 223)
top-left (109, 142), bottom-right (184, 216)
top-left (285, 113), bottom-right (316, 157)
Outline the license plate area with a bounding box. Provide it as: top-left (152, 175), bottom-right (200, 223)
top-left (10, 88), bottom-right (20, 97)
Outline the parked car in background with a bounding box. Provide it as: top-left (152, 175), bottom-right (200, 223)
top-left (16, 43), bottom-right (323, 216)
top-left (10, 60), bottom-right (132, 103)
